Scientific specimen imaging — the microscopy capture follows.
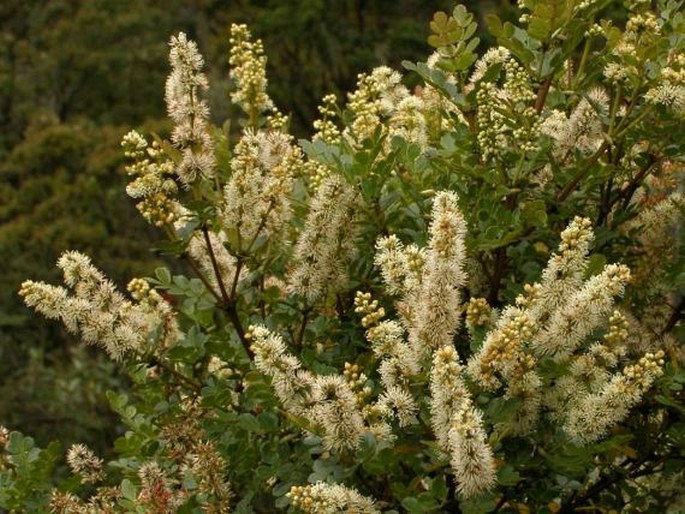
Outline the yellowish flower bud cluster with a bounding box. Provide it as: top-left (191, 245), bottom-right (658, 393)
top-left (313, 93), bottom-right (341, 144)
top-left (515, 283), bottom-right (541, 309)
top-left (137, 193), bottom-right (179, 227)
top-left (476, 83), bottom-right (507, 161)
top-left (345, 66), bottom-right (408, 143)
top-left (575, 0), bottom-right (599, 11)
top-left (625, 12), bottom-right (661, 34)
top-left (559, 217), bottom-right (593, 254)
top-left (604, 12), bottom-right (662, 85)
top-left (343, 362), bottom-right (371, 404)
top-left (475, 56), bottom-right (540, 160)
top-left (121, 129), bottom-right (147, 158)
top-left (585, 22), bottom-right (605, 37)
top-left (468, 308), bottom-right (536, 391)
top-left (604, 310), bottom-right (630, 346)
top-left (287, 482), bottom-right (380, 514)
top-left (126, 277), bottom-right (151, 301)
top-left (121, 132), bottom-right (180, 227)
top-left (503, 59), bottom-right (536, 104)
top-left (266, 109), bottom-right (289, 131)
top-left (623, 350), bottom-right (665, 390)
top-left (466, 297), bottom-right (492, 328)
top-left (229, 24), bottom-right (274, 119)
top-left (354, 291), bottom-right (385, 328)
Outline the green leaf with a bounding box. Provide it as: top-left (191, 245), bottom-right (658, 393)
top-left (486, 396), bottom-right (523, 424)
top-left (521, 199), bottom-right (548, 227)
top-left (460, 492), bottom-right (497, 514)
top-left (257, 412), bottom-right (279, 431)
top-left (485, 14), bottom-right (504, 37)
top-left (585, 253), bottom-right (607, 278)
top-left (154, 266), bottom-right (171, 286)
top-left (497, 464), bottom-right (521, 486)
top-left (655, 394), bottom-right (685, 414)
top-left (121, 479), bottom-right (138, 501)
top-left (528, 16), bottom-right (552, 41)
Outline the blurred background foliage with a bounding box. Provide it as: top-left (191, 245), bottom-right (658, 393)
top-left (0, 0), bottom-right (515, 454)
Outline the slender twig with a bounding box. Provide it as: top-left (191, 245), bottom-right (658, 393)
top-left (619, 157), bottom-right (659, 211)
top-left (202, 226), bottom-right (231, 305)
top-left (596, 177), bottom-right (614, 226)
top-left (557, 141), bottom-right (609, 202)
top-left (560, 443), bottom-right (673, 513)
top-left (295, 306), bottom-right (311, 349)
top-left (201, 226), bottom-right (252, 358)
top-left (608, 83), bottom-right (622, 134)
top-left (226, 302), bottom-right (253, 358)
top-left (229, 260), bottom-right (243, 302)
top-left (244, 202), bottom-right (276, 255)
top-left (184, 254), bottom-right (223, 304)
top-left (573, 38), bottom-right (592, 89)
top-left (535, 76), bottom-right (553, 114)
top-left (614, 104), bottom-right (654, 139)
top-left (154, 358), bottom-right (202, 392)
top-left (661, 297), bottom-right (684, 336)
top-left (488, 246), bottom-right (508, 305)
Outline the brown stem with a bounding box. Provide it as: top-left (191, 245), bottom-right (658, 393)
top-left (201, 226), bottom-right (253, 358)
top-left (202, 226), bottom-right (232, 305)
top-left (619, 157), bottom-right (659, 211)
top-left (534, 76), bottom-right (553, 114)
top-left (244, 201), bottom-right (276, 255)
top-left (185, 254), bottom-right (223, 305)
top-left (230, 260), bottom-right (243, 302)
top-left (154, 358), bottom-right (202, 392)
top-left (227, 302), bottom-right (253, 359)
top-left (596, 177), bottom-right (614, 227)
top-left (661, 297), bottom-right (684, 336)
top-left (488, 246), bottom-right (508, 305)
top-left (560, 442), bottom-right (671, 513)
top-left (295, 306), bottom-right (311, 349)
top-left (556, 141), bottom-right (610, 203)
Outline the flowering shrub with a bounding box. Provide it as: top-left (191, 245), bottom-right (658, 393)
top-left (3, 2), bottom-right (685, 512)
